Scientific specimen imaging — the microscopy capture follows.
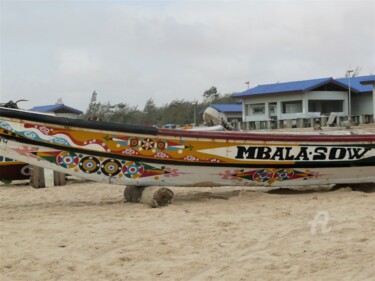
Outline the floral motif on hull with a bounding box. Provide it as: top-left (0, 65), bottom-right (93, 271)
top-left (227, 168), bottom-right (316, 184)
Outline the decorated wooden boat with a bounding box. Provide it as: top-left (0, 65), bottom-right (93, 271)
top-left (0, 107), bottom-right (374, 188)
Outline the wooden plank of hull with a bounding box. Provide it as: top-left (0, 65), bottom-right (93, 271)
top-left (1, 108), bottom-right (374, 187)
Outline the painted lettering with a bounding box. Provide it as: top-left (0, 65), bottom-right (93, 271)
top-left (257, 147), bottom-right (272, 159)
top-left (295, 147), bottom-right (309, 161)
top-left (270, 147), bottom-right (285, 160)
top-left (313, 147), bottom-right (327, 160)
top-left (284, 147), bottom-right (295, 160)
top-left (235, 146), bottom-right (256, 159)
top-left (234, 145), bottom-right (371, 162)
top-left (347, 147), bottom-right (370, 159)
top-left (329, 147), bottom-right (347, 160)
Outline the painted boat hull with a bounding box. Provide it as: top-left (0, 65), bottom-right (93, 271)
top-left (1, 108), bottom-right (374, 188)
top-left (0, 159), bottom-right (29, 181)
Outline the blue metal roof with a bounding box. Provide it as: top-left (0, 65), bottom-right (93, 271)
top-left (234, 75), bottom-right (374, 98)
top-left (211, 104), bottom-right (242, 113)
top-left (336, 75), bottom-right (375, 93)
top-left (30, 104), bottom-right (83, 114)
top-left (360, 77), bottom-right (375, 85)
top-left (235, 77), bottom-right (333, 97)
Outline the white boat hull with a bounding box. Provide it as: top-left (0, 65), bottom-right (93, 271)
top-left (1, 139), bottom-right (374, 187)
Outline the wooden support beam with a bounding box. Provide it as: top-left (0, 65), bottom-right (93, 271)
top-left (30, 166), bottom-right (45, 189)
top-left (53, 171), bottom-right (66, 186)
top-left (30, 166), bottom-right (67, 188)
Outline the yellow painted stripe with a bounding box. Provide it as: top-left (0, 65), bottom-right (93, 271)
top-left (0, 161), bottom-right (26, 166)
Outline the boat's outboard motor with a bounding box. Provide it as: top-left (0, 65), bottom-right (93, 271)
top-left (203, 107), bottom-right (221, 126)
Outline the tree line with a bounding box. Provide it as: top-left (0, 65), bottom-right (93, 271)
top-left (83, 87), bottom-right (236, 126)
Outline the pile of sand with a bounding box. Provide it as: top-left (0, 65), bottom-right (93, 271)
top-left (1, 181), bottom-right (374, 280)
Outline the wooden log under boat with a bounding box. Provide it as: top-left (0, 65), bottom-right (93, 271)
top-left (124, 185), bottom-right (174, 207)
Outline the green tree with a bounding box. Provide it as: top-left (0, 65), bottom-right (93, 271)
top-left (84, 91), bottom-right (101, 119)
top-left (203, 86), bottom-right (219, 104)
top-left (143, 98), bottom-right (159, 125)
top-left (83, 89), bottom-right (238, 126)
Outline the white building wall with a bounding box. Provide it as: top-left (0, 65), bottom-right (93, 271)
top-left (305, 91), bottom-right (346, 100)
top-left (222, 112), bottom-right (242, 122)
top-left (243, 91), bottom-right (348, 122)
top-left (351, 93), bottom-right (373, 115)
top-left (54, 113), bottom-right (82, 119)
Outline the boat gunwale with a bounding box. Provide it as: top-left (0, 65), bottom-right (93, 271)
top-left (1, 107), bottom-right (375, 143)
top-left (2, 133), bottom-right (374, 169)
top-left (0, 107), bottom-right (158, 135)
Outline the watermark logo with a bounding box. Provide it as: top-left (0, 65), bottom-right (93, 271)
top-left (308, 211), bottom-right (332, 234)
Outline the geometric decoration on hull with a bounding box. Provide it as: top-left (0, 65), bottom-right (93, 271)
top-left (140, 163), bottom-right (171, 178)
top-left (34, 151), bottom-right (61, 164)
top-left (100, 159), bottom-right (122, 176)
top-left (32, 148), bottom-right (173, 180)
top-left (156, 140), bottom-right (167, 150)
top-left (122, 161), bottom-right (171, 179)
top-left (128, 137), bottom-right (139, 148)
top-left (232, 168), bottom-right (314, 184)
top-left (57, 151), bottom-right (79, 168)
top-left (141, 138), bottom-right (154, 150)
top-left (122, 161), bottom-right (144, 179)
top-left (79, 156), bottom-right (100, 174)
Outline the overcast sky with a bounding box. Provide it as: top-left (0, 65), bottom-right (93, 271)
top-left (1, 0), bottom-right (374, 112)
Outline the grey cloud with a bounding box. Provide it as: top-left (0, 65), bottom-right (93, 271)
top-left (1, 0), bottom-right (374, 111)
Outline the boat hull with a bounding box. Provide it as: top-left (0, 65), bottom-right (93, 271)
top-left (0, 158), bottom-right (29, 181)
top-left (1, 108), bottom-right (374, 188)
top-left (1, 139), bottom-right (375, 187)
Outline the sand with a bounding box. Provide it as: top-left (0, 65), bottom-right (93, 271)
top-left (0, 180), bottom-right (374, 281)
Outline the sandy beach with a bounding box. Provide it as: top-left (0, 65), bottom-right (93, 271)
top-left (0, 180), bottom-right (374, 281)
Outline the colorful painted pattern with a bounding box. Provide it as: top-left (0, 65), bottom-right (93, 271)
top-left (2, 120), bottom-right (374, 168)
top-left (3, 108), bottom-right (375, 188)
top-left (33, 150), bottom-right (171, 179)
top-left (220, 168), bottom-right (316, 185)
top-left (0, 120), bottom-right (192, 160)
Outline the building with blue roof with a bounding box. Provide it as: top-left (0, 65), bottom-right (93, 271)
top-left (208, 104), bottom-right (243, 127)
top-left (30, 103), bottom-right (83, 119)
top-left (210, 104), bottom-right (242, 113)
top-left (233, 75), bottom-right (374, 128)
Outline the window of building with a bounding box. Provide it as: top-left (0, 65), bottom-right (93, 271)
top-left (269, 103), bottom-right (277, 115)
top-left (250, 103), bottom-right (265, 114)
top-left (308, 100), bottom-right (343, 114)
top-left (282, 100), bottom-right (302, 113)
